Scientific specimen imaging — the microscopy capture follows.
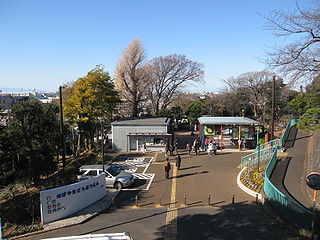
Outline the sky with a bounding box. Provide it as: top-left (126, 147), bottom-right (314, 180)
top-left (0, 0), bottom-right (314, 93)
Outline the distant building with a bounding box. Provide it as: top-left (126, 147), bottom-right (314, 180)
top-left (0, 90), bottom-right (55, 109)
top-left (111, 117), bottom-right (173, 152)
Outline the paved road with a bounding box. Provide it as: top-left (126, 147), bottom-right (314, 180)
top-left (21, 150), bottom-right (301, 240)
top-left (270, 126), bottom-right (313, 209)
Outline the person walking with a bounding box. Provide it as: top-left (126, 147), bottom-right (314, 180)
top-left (174, 139), bottom-right (179, 154)
top-left (193, 139), bottom-right (200, 155)
top-left (213, 140), bottom-right (217, 155)
top-left (186, 143), bottom-right (192, 157)
top-left (163, 158), bottom-right (171, 179)
top-left (208, 140), bottom-right (213, 155)
top-left (175, 154), bottom-right (181, 170)
top-left (169, 144), bottom-right (174, 156)
top-left (165, 142), bottom-right (170, 157)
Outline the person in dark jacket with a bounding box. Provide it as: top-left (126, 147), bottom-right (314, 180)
top-left (163, 158), bottom-right (171, 179)
top-left (175, 154), bottom-right (181, 170)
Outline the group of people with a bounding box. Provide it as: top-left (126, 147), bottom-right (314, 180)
top-left (163, 137), bottom-right (219, 179)
top-left (163, 154), bottom-right (181, 179)
top-left (165, 139), bottom-right (179, 156)
top-left (205, 138), bottom-right (218, 155)
top-left (186, 139), bottom-right (201, 157)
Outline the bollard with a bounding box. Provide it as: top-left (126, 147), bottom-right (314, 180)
top-left (135, 195), bottom-right (138, 207)
top-left (159, 194), bottom-right (162, 206)
top-left (207, 194), bottom-right (211, 206)
top-left (255, 194), bottom-right (258, 204)
top-left (232, 194), bottom-right (235, 204)
top-left (184, 195), bottom-right (187, 206)
top-left (112, 197), bottom-right (116, 208)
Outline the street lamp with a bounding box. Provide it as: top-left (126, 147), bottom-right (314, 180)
top-left (98, 117), bottom-right (105, 171)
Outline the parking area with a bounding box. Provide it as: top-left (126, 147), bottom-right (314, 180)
top-left (112, 157), bottom-right (155, 191)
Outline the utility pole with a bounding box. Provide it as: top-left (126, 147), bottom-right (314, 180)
top-left (271, 76), bottom-right (276, 140)
top-left (59, 86), bottom-right (66, 171)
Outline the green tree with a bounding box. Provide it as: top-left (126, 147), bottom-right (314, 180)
top-left (297, 108), bottom-right (320, 131)
top-left (64, 65), bottom-right (121, 152)
top-left (4, 100), bottom-right (60, 184)
top-left (185, 100), bottom-right (206, 124)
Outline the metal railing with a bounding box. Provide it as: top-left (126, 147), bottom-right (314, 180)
top-left (263, 147), bottom-right (313, 231)
top-left (255, 138), bottom-right (282, 151)
top-left (241, 147), bottom-right (274, 169)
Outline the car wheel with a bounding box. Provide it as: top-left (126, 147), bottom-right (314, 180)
top-left (114, 181), bottom-right (123, 190)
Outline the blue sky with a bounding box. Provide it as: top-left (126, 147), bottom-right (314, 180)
top-left (0, 0), bottom-right (313, 93)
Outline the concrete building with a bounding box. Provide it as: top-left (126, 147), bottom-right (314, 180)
top-left (111, 117), bottom-right (173, 152)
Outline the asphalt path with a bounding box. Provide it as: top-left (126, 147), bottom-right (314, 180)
top-left (21, 150), bottom-right (301, 240)
top-left (270, 126), bottom-right (313, 209)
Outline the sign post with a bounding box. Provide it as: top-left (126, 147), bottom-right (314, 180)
top-left (306, 172), bottom-right (320, 238)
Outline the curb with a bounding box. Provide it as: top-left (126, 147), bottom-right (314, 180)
top-left (237, 167), bottom-right (262, 200)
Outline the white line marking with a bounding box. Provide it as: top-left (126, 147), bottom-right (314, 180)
top-left (142, 157), bottom-right (154, 174)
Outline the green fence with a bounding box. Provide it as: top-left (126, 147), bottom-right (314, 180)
top-left (256, 138), bottom-right (282, 151)
top-left (281, 118), bottom-right (298, 147)
top-left (241, 147), bottom-right (274, 169)
top-left (263, 147), bottom-right (313, 231)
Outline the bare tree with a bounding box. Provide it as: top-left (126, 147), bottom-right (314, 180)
top-left (224, 71), bottom-right (275, 118)
top-left (263, 2), bottom-right (320, 84)
top-left (115, 39), bottom-right (149, 117)
top-left (147, 54), bottom-right (204, 115)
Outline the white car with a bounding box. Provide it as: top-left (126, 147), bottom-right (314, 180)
top-left (77, 165), bottom-right (134, 189)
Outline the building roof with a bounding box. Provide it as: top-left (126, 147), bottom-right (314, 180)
top-left (112, 117), bottom-right (170, 126)
top-left (198, 116), bottom-right (259, 125)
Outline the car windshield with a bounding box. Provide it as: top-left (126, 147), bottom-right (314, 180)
top-left (107, 165), bottom-right (121, 176)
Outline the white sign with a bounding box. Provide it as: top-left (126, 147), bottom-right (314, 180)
top-left (40, 174), bottom-right (106, 224)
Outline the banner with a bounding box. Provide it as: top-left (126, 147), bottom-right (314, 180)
top-left (40, 173), bottom-right (106, 224)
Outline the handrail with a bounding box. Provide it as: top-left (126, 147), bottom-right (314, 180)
top-left (263, 146), bottom-right (313, 231)
top-left (255, 138), bottom-right (282, 151)
top-left (241, 147), bottom-right (274, 169)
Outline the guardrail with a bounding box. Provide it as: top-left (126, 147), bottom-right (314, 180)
top-left (241, 147), bottom-right (274, 169)
top-left (263, 147), bottom-right (313, 231)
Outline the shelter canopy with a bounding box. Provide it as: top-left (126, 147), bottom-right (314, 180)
top-left (198, 117), bottom-right (259, 125)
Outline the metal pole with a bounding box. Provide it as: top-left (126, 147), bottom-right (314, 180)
top-left (232, 194), bottom-right (235, 204)
top-left (135, 195), bottom-right (138, 207)
top-left (208, 195), bottom-right (211, 206)
top-left (312, 190), bottom-right (317, 238)
top-left (0, 217), bottom-right (2, 240)
top-left (257, 144), bottom-right (260, 172)
top-left (59, 86), bottom-right (66, 171)
top-left (238, 126), bottom-right (241, 151)
top-left (101, 120), bottom-right (105, 171)
top-left (271, 76), bottom-right (276, 140)
top-left (184, 195), bottom-right (187, 206)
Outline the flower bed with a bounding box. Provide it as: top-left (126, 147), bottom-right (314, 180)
top-left (240, 166), bottom-right (265, 193)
